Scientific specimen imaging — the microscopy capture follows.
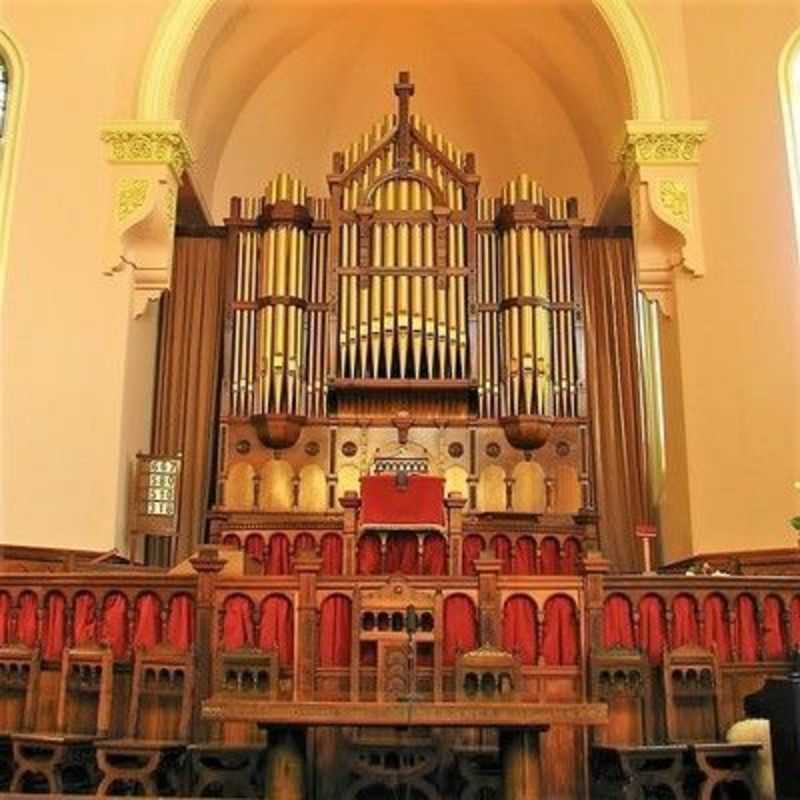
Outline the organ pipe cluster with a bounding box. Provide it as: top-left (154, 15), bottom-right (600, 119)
top-left (223, 73), bottom-right (586, 446)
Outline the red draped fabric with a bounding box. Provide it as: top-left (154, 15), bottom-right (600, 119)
top-left (265, 534), bottom-right (291, 576)
top-left (540, 538), bottom-right (560, 575)
top-left (386, 533), bottom-right (419, 574)
top-left (462, 536), bottom-right (483, 576)
top-left (561, 538), bottom-right (581, 575)
top-left (736, 595), bottom-right (759, 662)
top-left (791, 597), bottom-right (800, 648)
top-left (133, 593), bottom-right (162, 650)
top-left (502, 595), bottom-right (537, 665)
top-left (259, 595), bottom-right (294, 667)
top-left (222, 595), bottom-right (255, 650)
top-left (542, 596), bottom-right (579, 666)
top-left (222, 533), bottom-right (241, 548)
top-left (319, 595), bottom-right (351, 667)
top-left (603, 595), bottom-right (635, 650)
top-left (0, 593), bottom-right (10, 646)
top-left (167, 594), bottom-right (194, 651)
top-left (422, 534), bottom-right (447, 576)
top-left (443, 594), bottom-right (478, 666)
top-left (638, 595), bottom-right (666, 666)
top-left (17, 592), bottom-right (38, 648)
top-left (42, 593), bottom-right (66, 660)
top-left (357, 534), bottom-right (382, 575)
top-left (101, 592), bottom-right (128, 659)
top-left (361, 475), bottom-right (445, 528)
top-left (762, 596), bottom-right (786, 661)
top-left (671, 595), bottom-right (699, 649)
top-left (703, 594), bottom-right (731, 663)
top-left (244, 534), bottom-right (265, 564)
top-left (513, 537), bottom-right (536, 576)
top-left (321, 534), bottom-right (344, 576)
top-left (73, 592), bottom-right (97, 645)
top-left (491, 536), bottom-right (513, 575)
top-left (294, 533), bottom-right (316, 559)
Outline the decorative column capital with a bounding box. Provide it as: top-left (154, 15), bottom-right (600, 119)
top-left (621, 120), bottom-right (710, 316)
top-left (101, 121), bottom-right (192, 318)
top-left (101, 120), bottom-right (193, 181)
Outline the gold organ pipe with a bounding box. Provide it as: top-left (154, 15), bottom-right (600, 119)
top-left (370, 224), bottom-right (382, 378)
top-left (383, 191), bottom-right (396, 377)
top-left (347, 223), bottom-right (358, 378)
top-left (411, 221), bottom-right (423, 378)
top-left (424, 224), bottom-right (436, 377)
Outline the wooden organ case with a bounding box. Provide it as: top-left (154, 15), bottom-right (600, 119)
top-left (215, 72), bottom-right (594, 531)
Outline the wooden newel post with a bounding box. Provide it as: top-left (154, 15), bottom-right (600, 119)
top-left (190, 546), bottom-right (227, 739)
top-left (294, 549), bottom-right (322, 701)
top-left (445, 491), bottom-right (467, 576)
top-left (475, 551), bottom-right (503, 647)
top-left (340, 491), bottom-right (361, 576)
top-left (583, 550), bottom-right (610, 655)
top-left (635, 523), bottom-right (658, 575)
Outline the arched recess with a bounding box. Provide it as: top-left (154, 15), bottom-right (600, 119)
top-left (779, 27), bottom-right (800, 265)
top-left (0, 28), bottom-right (27, 301)
top-left (137, 0), bottom-right (669, 125)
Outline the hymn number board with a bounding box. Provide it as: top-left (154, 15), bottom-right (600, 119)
top-left (131, 453), bottom-right (182, 537)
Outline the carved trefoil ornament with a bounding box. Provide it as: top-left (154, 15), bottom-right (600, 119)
top-left (622, 120), bottom-right (709, 316)
top-left (101, 121), bottom-right (193, 318)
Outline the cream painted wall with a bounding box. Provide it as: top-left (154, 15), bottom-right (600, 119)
top-left (0, 0), bottom-right (798, 561)
top-left (0, 0), bottom-right (169, 550)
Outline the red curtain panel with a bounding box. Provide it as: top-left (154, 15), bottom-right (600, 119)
top-left (637, 595), bottom-right (666, 666)
top-left (133, 593), bottom-right (162, 650)
top-left (540, 538), bottom-right (560, 575)
top-left (671, 594), bottom-right (699, 649)
top-left (736, 594), bottom-right (759, 662)
top-left (502, 595), bottom-right (537, 665)
top-left (73, 592), bottom-right (97, 645)
top-left (101, 592), bottom-right (129, 659)
top-left (791, 596), bottom-right (800, 648)
top-left (443, 594), bottom-right (478, 666)
top-left (244, 534), bottom-right (265, 563)
top-left (603, 595), bottom-right (635, 650)
top-left (542, 595), bottom-right (579, 666)
top-left (259, 595), bottom-right (294, 667)
top-left (319, 595), bottom-right (352, 667)
top-left (16, 592), bottom-right (38, 649)
top-left (0, 592), bottom-right (10, 646)
top-left (762, 595), bottom-right (786, 660)
top-left (357, 534), bottom-right (382, 575)
top-left (166, 594), bottom-right (194, 651)
top-left (386, 533), bottom-right (419, 574)
top-left (320, 534), bottom-right (344, 576)
top-left (561, 538), bottom-right (581, 575)
top-left (42, 593), bottom-right (66, 660)
top-left (702, 594), bottom-right (731, 663)
top-left (491, 536), bottom-right (513, 575)
top-left (361, 475), bottom-right (445, 528)
top-left (462, 536), bottom-right (483, 577)
top-left (265, 534), bottom-right (291, 576)
top-left (422, 534), bottom-right (447, 576)
top-left (513, 537), bottom-right (537, 576)
top-left (222, 595), bottom-right (255, 650)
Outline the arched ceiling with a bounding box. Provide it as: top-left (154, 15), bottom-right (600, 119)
top-left (178, 0), bottom-right (632, 222)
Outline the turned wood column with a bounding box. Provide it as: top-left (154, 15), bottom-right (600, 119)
top-left (190, 546), bottom-right (227, 739)
top-left (445, 491), bottom-right (467, 576)
top-left (340, 491), bottom-right (361, 576)
top-left (475, 551), bottom-right (503, 646)
top-left (264, 727), bottom-right (306, 800)
top-left (294, 551), bottom-right (322, 701)
top-left (501, 727), bottom-right (547, 800)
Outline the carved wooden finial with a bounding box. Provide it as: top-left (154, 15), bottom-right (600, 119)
top-left (392, 409), bottom-right (412, 444)
top-left (394, 71), bottom-right (415, 172)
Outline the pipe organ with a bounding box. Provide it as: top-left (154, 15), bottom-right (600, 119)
top-left (218, 72), bottom-right (593, 519)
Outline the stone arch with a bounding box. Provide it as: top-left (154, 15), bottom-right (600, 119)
top-left (138, 0), bottom-right (669, 124)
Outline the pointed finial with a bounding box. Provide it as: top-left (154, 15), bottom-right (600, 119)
top-left (394, 71), bottom-right (415, 171)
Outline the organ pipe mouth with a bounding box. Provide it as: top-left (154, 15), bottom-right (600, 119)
top-left (500, 415), bottom-right (554, 451)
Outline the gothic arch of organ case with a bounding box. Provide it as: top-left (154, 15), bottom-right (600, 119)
top-left (217, 72), bottom-right (593, 520)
